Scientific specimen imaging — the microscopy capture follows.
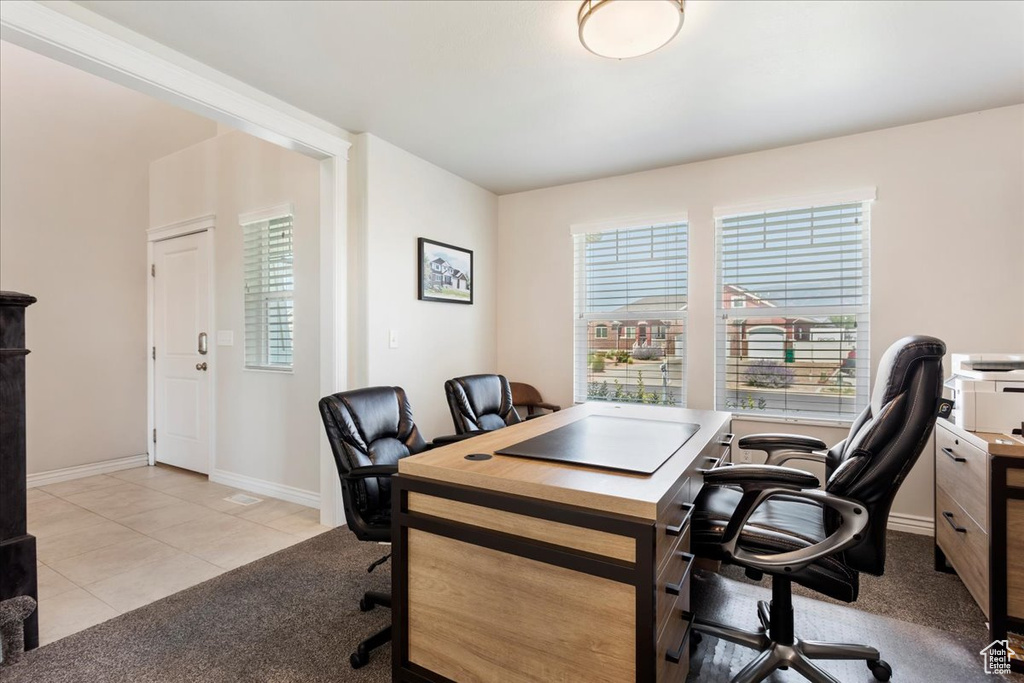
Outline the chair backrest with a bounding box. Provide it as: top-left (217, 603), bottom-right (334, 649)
top-left (445, 374), bottom-right (522, 434)
top-left (318, 386), bottom-right (426, 539)
top-left (510, 382), bottom-right (543, 408)
top-left (823, 335), bottom-right (946, 575)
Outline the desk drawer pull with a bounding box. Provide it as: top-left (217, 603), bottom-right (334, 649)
top-left (665, 611), bottom-right (695, 664)
top-left (665, 551), bottom-right (695, 596)
top-left (942, 510), bottom-right (967, 533)
top-left (941, 447), bottom-right (966, 463)
top-left (665, 503), bottom-right (694, 537)
top-left (697, 456), bottom-right (723, 475)
top-left (719, 433), bottom-right (735, 446)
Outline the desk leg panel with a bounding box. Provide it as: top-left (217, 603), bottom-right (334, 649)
top-left (394, 475), bottom-right (659, 682)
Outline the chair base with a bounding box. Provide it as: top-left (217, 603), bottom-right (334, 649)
top-left (693, 578), bottom-right (892, 683)
top-left (350, 591), bottom-right (392, 670)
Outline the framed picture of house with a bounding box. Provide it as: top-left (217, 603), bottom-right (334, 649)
top-left (418, 237), bottom-right (473, 304)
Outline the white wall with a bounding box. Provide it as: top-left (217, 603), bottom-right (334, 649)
top-left (349, 134), bottom-right (499, 439)
top-left (496, 105), bottom-right (1024, 524)
top-left (149, 131), bottom-right (321, 495)
top-left (0, 41), bottom-right (217, 474)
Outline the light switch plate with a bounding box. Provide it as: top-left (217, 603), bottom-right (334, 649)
top-left (217, 331), bottom-right (234, 346)
top-left (388, 330), bottom-right (399, 349)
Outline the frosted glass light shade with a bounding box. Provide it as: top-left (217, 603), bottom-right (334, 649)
top-left (578, 0), bottom-right (685, 59)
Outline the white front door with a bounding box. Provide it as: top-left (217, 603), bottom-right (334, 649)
top-left (153, 231), bottom-right (211, 474)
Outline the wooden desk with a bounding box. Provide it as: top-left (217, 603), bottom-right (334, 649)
top-left (933, 418), bottom-right (1024, 674)
top-left (392, 403), bottom-right (732, 682)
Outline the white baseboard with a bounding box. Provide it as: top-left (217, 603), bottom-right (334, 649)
top-left (209, 469), bottom-right (319, 509)
top-left (27, 454), bottom-right (150, 488)
top-left (887, 512), bottom-right (934, 535)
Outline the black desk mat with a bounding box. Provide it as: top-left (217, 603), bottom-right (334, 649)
top-left (495, 415), bottom-right (700, 474)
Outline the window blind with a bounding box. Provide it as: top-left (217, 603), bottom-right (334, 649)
top-left (573, 222), bottom-right (688, 406)
top-left (243, 214), bottom-right (294, 371)
top-left (715, 202), bottom-right (870, 421)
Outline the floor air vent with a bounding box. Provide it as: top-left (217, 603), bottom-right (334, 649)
top-left (224, 493), bottom-right (263, 506)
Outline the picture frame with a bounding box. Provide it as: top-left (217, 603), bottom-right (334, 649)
top-left (418, 237), bottom-right (474, 305)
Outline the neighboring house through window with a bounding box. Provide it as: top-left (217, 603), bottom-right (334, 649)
top-left (715, 196), bottom-right (871, 420)
top-left (573, 219), bottom-right (689, 406)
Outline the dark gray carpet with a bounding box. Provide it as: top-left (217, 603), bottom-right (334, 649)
top-left (5, 528), bottom-right (1019, 682)
top-left (720, 530), bottom-right (991, 646)
top-left (688, 571), bottom-right (1013, 682)
top-left (4, 530), bottom-right (393, 683)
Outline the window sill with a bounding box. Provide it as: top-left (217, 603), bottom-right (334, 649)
top-left (729, 413), bottom-right (854, 429)
top-left (244, 366), bottom-right (294, 375)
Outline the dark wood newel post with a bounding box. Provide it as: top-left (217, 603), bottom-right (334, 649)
top-left (0, 291), bottom-right (38, 650)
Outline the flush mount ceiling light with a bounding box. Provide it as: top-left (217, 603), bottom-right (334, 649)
top-left (578, 0), bottom-right (685, 59)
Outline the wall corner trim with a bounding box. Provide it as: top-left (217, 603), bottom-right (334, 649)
top-left (209, 468), bottom-right (321, 510)
top-left (27, 454), bottom-right (150, 488)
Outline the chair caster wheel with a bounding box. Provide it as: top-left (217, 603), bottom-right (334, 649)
top-left (359, 596), bottom-right (374, 612)
top-left (867, 659), bottom-right (892, 682)
top-left (350, 650), bottom-right (369, 669)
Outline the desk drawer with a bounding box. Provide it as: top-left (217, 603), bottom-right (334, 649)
top-left (656, 594), bottom-right (694, 683)
top-left (656, 539), bottom-right (694, 634)
top-left (936, 424), bottom-right (988, 529)
top-left (656, 485), bottom-right (694, 574)
top-left (936, 483), bottom-right (989, 617)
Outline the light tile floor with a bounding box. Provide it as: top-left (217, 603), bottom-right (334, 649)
top-left (28, 464), bottom-right (330, 645)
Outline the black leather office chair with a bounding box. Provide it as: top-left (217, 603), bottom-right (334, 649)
top-left (444, 373), bottom-right (522, 434)
top-left (319, 386), bottom-right (460, 669)
top-left (691, 335), bottom-right (946, 683)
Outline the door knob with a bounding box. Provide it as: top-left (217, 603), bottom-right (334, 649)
top-left (196, 362), bottom-right (208, 371)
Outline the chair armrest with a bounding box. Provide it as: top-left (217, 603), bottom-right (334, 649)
top-left (702, 464), bottom-right (820, 490)
top-left (720, 487), bottom-right (869, 573)
top-left (430, 432), bottom-right (491, 447)
top-left (534, 402), bottom-right (561, 412)
top-left (738, 433), bottom-right (827, 453)
top-left (739, 433), bottom-right (830, 467)
top-left (341, 464), bottom-right (398, 480)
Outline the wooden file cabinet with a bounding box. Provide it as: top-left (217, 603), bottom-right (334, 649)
top-left (933, 418), bottom-right (1024, 674)
top-left (392, 403), bottom-right (732, 682)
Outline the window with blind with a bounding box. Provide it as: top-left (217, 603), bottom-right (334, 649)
top-left (573, 221), bottom-right (688, 406)
top-left (242, 213), bottom-right (294, 371)
top-left (715, 201), bottom-right (870, 421)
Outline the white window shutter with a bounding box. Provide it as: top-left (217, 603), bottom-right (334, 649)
top-left (243, 214), bottom-right (294, 371)
top-left (573, 222), bottom-right (688, 406)
top-left (715, 202), bottom-right (870, 421)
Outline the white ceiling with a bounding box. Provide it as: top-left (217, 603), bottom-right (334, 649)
top-left (76, 0), bottom-right (1024, 195)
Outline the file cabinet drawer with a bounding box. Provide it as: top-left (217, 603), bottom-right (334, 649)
top-left (936, 423), bottom-right (988, 528)
top-left (936, 483), bottom-right (989, 617)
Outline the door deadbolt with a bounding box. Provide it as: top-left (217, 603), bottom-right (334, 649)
top-left (195, 362), bottom-right (208, 371)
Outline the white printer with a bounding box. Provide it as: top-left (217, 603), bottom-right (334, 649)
top-left (945, 353), bottom-right (1024, 433)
